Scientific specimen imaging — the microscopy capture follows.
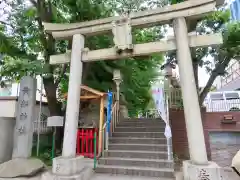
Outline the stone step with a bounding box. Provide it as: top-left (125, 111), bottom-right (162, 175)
top-left (114, 126), bottom-right (165, 132)
top-left (123, 118), bottom-right (163, 121)
top-left (121, 119), bottom-right (164, 121)
top-left (108, 143), bottom-right (167, 151)
top-left (103, 150), bottom-right (169, 159)
top-left (95, 165), bottom-right (174, 178)
top-left (98, 157), bottom-right (174, 169)
top-left (119, 121), bottom-right (165, 127)
top-left (113, 132), bottom-right (165, 138)
top-left (109, 137), bottom-right (166, 144)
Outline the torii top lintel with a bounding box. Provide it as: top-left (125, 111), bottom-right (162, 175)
top-left (43, 0), bottom-right (221, 40)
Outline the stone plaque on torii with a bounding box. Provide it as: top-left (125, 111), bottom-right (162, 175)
top-left (43, 0), bottom-right (224, 179)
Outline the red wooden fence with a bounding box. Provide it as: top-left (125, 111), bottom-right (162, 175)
top-left (76, 128), bottom-right (98, 158)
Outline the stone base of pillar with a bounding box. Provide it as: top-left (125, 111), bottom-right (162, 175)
top-left (42, 156), bottom-right (93, 180)
top-left (183, 160), bottom-right (222, 180)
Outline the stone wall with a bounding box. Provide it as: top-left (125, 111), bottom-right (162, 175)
top-left (169, 108), bottom-right (211, 160)
top-left (170, 108), bottom-right (240, 167)
top-left (0, 117), bottom-right (15, 163)
top-left (205, 111), bottom-right (240, 167)
top-left (79, 101), bottom-right (129, 128)
top-left (209, 132), bottom-right (240, 167)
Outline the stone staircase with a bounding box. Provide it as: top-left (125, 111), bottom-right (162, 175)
top-left (95, 118), bottom-right (174, 178)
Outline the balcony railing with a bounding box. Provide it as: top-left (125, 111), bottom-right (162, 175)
top-left (220, 61), bottom-right (240, 88)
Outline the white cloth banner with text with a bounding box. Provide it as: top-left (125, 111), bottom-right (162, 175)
top-left (152, 87), bottom-right (172, 138)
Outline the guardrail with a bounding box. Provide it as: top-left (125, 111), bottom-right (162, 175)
top-left (138, 92), bottom-right (173, 161)
top-left (204, 100), bottom-right (240, 112)
top-left (96, 92), bottom-right (119, 158)
top-left (138, 109), bottom-right (161, 118)
top-left (33, 120), bottom-right (51, 134)
top-left (220, 61), bottom-right (240, 88)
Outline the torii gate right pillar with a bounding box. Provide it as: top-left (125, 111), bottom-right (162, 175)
top-left (173, 17), bottom-right (222, 180)
top-left (173, 17), bottom-right (208, 165)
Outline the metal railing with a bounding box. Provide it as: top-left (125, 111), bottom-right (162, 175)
top-left (98, 100), bottom-right (119, 157)
top-left (138, 109), bottom-right (172, 161)
top-left (204, 100), bottom-right (240, 112)
top-left (220, 61), bottom-right (240, 88)
top-left (165, 94), bottom-right (173, 161)
top-left (138, 109), bottom-right (161, 118)
top-left (105, 101), bottom-right (118, 151)
top-left (97, 90), bottom-right (174, 162)
top-left (138, 92), bottom-right (173, 161)
top-left (33, 120), bottom-right (51, 134)
top-left (167, 87), bottom-right (240, 112)
top-left (166, 88), bottom-right (183, 108)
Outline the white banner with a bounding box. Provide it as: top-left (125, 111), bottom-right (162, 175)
top-left (152, 86), bottom-right (172, 138)
top-left (152, 87), bottom-right (166, 120)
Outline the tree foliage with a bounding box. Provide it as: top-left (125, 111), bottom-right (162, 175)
top-left (164, 6), bottom-right (240, 105)
top-left (0, 0), bottom-right (164, 116)
top-left (197, 10), bottom-right (240, 104)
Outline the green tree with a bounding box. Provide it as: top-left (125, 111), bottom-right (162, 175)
top-left (164, 6), bottom-right (240, 105)
top-left (197, 11), bottom-right (240, 104)
top-left (0, 0), bottom-right (164, 118)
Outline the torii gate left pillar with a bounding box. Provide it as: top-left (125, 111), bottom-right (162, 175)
top-left (49, 34), bottom-right (93, 180)
top-left (62, 34), bottom-right (84, 157)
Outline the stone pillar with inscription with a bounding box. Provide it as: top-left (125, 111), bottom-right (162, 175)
top-left (12, 76), bottom-right (37, 158)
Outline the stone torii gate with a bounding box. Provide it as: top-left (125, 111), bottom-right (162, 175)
top-left (44, 0), bottom-right (224, 179)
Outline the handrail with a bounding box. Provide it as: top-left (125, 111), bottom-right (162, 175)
top-left (165, 94), bottom-right (173, 161)
top-left (111, 101), bottom-right (118, 133)
top-left (97, 100), bottom-right (119, 158)
top-left (96, 90), bottom-right (172, 165)
top-left (137, 91), bottom-right (173, 161)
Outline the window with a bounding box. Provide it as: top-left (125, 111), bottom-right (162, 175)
top-left (210, 93), bottom-right (224, 100)
top-left (225, 93), bottom-right (239, 100)
top-left (0, 88), bottom-right (11, 96)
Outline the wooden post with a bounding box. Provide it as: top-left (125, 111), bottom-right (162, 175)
top-left (98, 97), bottom-right (105, 154)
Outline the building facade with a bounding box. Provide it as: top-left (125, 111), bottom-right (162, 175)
top-left (215, 59), bottom-right (240, 91)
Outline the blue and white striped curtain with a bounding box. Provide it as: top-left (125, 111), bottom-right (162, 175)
top-left (230, 0), bottom-right (240, 21)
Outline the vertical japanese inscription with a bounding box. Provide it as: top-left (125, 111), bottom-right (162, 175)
top-left (18, 126), bottom-right (25, 134)
top-left (20, 100), bottom-right (28, 108)
top-left (17, 86), bottom-right (31, 134)
top-left (20, 112), bottom-right (27, 120)
top-left (198, 169), bottom-right (210, 180)
top-left (22, 86), bottom-right (30, 95)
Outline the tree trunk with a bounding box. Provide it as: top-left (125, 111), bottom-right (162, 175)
top-left (192, 61), bottom-right (199, 93)
top-left (199, 72), bottom-right (218, 105)
top-left (43, 76), bottom-right (63, 151)
top-left (43, 77), bottom-right (61, 116)
top-left (199, 57), bottom-right (231, 105)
